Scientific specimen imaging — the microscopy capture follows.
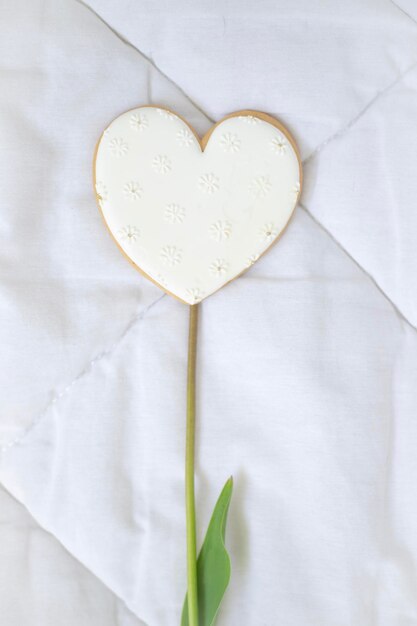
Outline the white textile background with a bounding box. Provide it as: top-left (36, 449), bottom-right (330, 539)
top-left (1, 1), bottom-right (417, 624)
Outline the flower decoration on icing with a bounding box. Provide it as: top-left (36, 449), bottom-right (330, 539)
top-left (160, 245), bottom-right (182, 266)
top-left (239, 114), bottom-right (260, 124)
top-left (249, 175), bottom-right (272, 198)
top-left (199, 173), bottom-right (219, 194)
top-left (156, 273), bottom-right (168, 287)
top-left (186, 287), bottom-right (205, 303)
top-left (246, 253), bottom-right (260, 267)
top-left (95, 181), bottom-right (108, 203)
top-left (130, 113), bottom-right (148, 132)
top-left (156, 108), bottom-right (175, 120)
top-left (152, 155), bottom-right (172, 174)
top-left (271, 133), bottom-right (288, 155)
top-left (123, 181), bottom-right (143, 201)
top-left (117, 225), bottom-right (140, 244)
top-left (209, 220), bottom-right (232, 242)
top-left (165, 203), bottom-right (186, 224)
top-left (209, 258), bottom-right (229, 276)
top-left (220, 133), bottom-right (241, 153)
top-left (109, 138), bottom-right (129, 158)
top-left (260, 223), bottom-right (278, 242)
top-left (176, 128), bottom-right (195, 148)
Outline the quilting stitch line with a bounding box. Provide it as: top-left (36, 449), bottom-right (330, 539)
top-left (303, 58), bottom-right (417, 164)
top-left (74, 0), bottom-right (214, 124)
top-left (0, 294), bottom-right (165, 453)
top-left (391, 0), bottom-right (417, 28)
top-left (300, 204), bottom-right (417, 334)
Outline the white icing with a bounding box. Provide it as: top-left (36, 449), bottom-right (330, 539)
top-left (94, 107), bottom-right (301, 304)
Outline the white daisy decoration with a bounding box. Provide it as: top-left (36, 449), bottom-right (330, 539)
top-left (156, 274), bottom-right (168, 287)
top-left (259, 223), bottom-right (278, 242)
top-left (109, 138), bottom-right (128, 158)
top-left (249, 175), bottom-right (271, 198)
top-left (176, 128), bottom-right (195, 148)
top-left (245, 253), bottom-right (260, 267)
top-left (271, 134), bottom-right (288, 155)
top-left (209, 220), bottom-right (232, 242)
top-left (199, 173), bottom-right (219, 194)
top-left (209, 258), bottom-right (229, 276)
top-left (152, 155), bottom-right (172, 174)
top-left (164, 203), bottom-right (186, 224)
top-left (118, 225), bottom-right (140, 244)
top-left (239, 115), bottom-right (260, 125)
top-left (95, 181), bottom-right (108, 203)
top-left (186, 287), bottom-right (205, 303)
top-left (220, 133), bottom-right (241, 153)
top-left (123, 181), bottom-right (143, 201)
top-left (156, 108), bottom-right (175, 120)
top-left (160, 245), bottom-right (182, 266)
top-left (130, 113), bottom-right (148, 132)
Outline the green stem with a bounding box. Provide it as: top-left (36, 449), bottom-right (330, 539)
top-left (186, 303), bottom-right (199, 626)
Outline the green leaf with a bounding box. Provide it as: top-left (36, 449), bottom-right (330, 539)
top-left (181, 477), bottom-right (233, 626)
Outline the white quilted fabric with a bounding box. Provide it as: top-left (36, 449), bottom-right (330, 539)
top-left (1, 1), bottom-right (417, 624)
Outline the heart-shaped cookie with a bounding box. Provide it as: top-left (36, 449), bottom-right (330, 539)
top-left (94, 107), bottom-right (302, 304)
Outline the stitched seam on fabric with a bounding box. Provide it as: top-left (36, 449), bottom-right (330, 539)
top-left (303, 58), bottom-right (417, 163)
top-left (0, 294), bottom-right (165, 453)
top-left (300, 56), bottom-right (417, 332)
top-left (391, 0), bottom-right (417, 28)
top-left (75, 0), bottom-right (214, 124)
top-left (77, 0), bottom-right (417, 165)
top-left (300, 204), bottom-right (417, 333)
